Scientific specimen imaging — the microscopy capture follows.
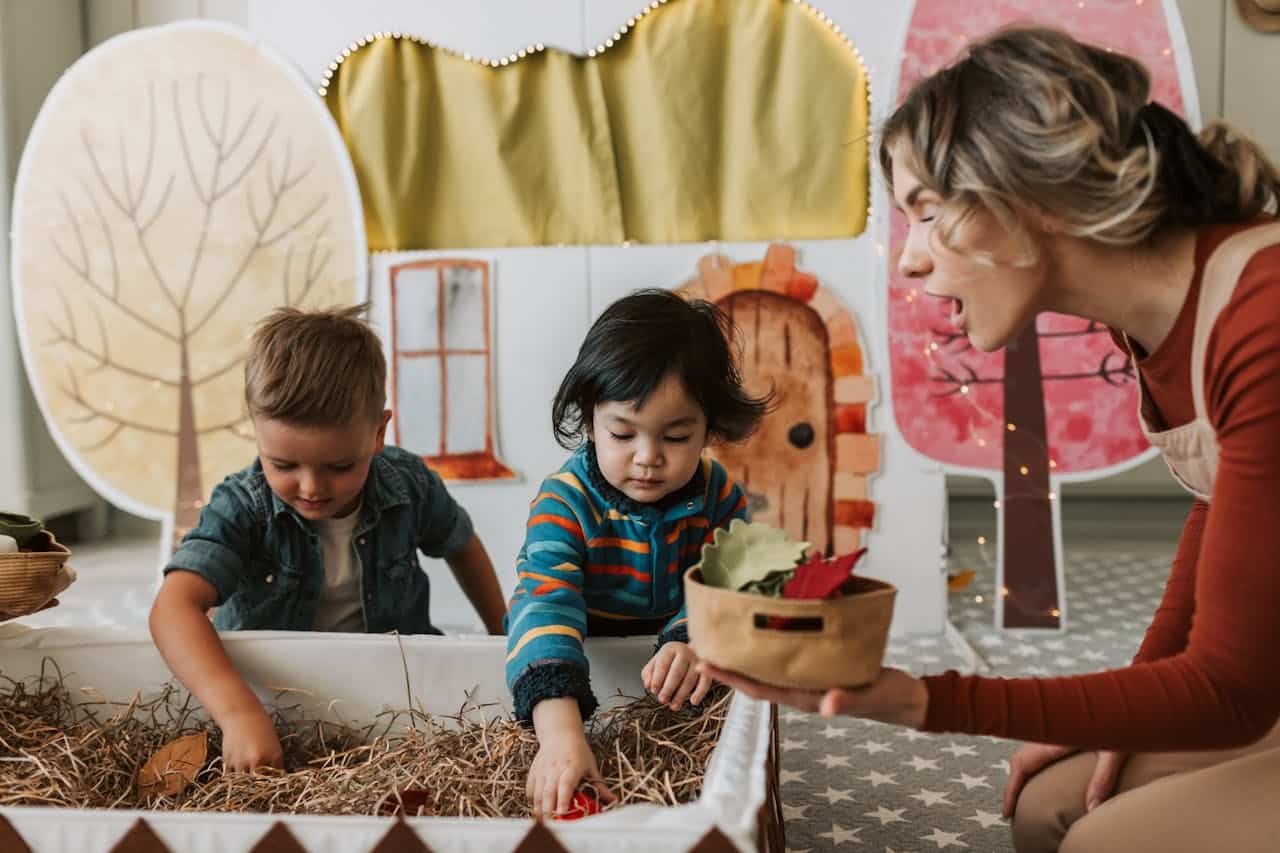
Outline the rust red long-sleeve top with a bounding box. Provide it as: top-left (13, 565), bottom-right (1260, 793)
top-left (923, 220), bottom-right (1280, 751)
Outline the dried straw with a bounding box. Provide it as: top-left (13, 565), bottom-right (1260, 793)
top-left (0, 662), bottom-right (730, 818)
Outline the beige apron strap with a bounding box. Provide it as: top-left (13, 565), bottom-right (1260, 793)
top-left (1190, 222), bottom-right (1280, 421)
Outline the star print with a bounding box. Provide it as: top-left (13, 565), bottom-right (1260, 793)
top-left (817, 824), bottom-right (863, 845)
top-left (951, 773), bottom-right (990, 790)
top-left (858, 740), bottom-right (894, 754)
top-left (782, 738), bottom-right (808, 752)
top-left (822, 724), bottom-right (849, 738)
top-left (920, 828), bottom-right (968, 849)
top-left (1082, 649), bottom-right (1108, 661)
top-left (1013, 644), bottom-right (1041, 657)
top-left (782, 802), bottom-right (810, 820)
top-left (897, 729), bottom-right (931, 742)
top-left (988, 655), bottom-right (1012, 665)
top-left (939, 743), bottom-right (978, 758)
top-left (865, 805), bottom-right (907, 825)
top-left (966, 809), bottom-right (1006, 829)
top-left (904, 755), bottom-right (941, 771)
top-left (782, 710), bottom-right (809, 724)
top-left (818, 754), bottom-right (853, 769)
top-left (780, 768), bottom-right (807, 785)
top-left (914, 637), bottom-right (940, 648)
top-left (819, 787), bottom-right (855, 805)
top-left (1054, 656), bottom-right (1078, 668)
top-left (991, 760), bottom-right (1011, 773)
top-left (977, 634), bottom-right (1004, 648)
top-left (909, 789), bottom-right (953, 806)
top-left (784, 848), bottom-right (812, 853)
top-left (858, 770), bottom-right (898, 787)
top-left (1044, 639), bottom-right (1066, 651)
top-left (918, 654), bottom-right (942, 664)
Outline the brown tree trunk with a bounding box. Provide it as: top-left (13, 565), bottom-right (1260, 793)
top-left (172, 336), bottom-right (203, 554)
top-left (1000, 323), bottom-right (1060, 629)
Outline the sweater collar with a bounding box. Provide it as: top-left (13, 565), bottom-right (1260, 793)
top-left (581, 442), bottom-right (705, 517)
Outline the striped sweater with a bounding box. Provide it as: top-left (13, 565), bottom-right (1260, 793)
top-left (504, 443), bottom-right (747, 722)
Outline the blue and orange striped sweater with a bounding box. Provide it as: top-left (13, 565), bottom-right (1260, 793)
top-left (504, 443), bottom-right (747, 722)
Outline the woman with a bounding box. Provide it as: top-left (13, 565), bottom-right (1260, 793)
top-left (703, 25), bottom-right (1280, 853)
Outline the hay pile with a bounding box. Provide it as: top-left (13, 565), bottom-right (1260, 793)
top-left (0, 663), bottom-right (730, 817)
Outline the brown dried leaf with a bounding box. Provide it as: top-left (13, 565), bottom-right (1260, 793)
top-left (138, 731), bottom-right (208, 800)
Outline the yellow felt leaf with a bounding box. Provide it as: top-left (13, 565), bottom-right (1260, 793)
top-left (138, 730), bottom-right (208, 800)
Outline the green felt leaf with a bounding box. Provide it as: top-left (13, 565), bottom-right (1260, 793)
top-left (740, 570), bottom-right (794, 597)
top-left (695, 519), bottom-right (810, 592)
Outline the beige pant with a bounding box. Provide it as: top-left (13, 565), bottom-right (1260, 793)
top-left (1013, 723), bottom-right (1280, 853)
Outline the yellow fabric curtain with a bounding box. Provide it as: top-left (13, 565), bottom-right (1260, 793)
top-left (324, 0), bottom-right (868, 250)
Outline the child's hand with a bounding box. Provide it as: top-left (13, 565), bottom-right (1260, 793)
top-left (642, 641), bottom-right (712, 711)
top-left (219, 707), bottom-right (284, 772)
top-left (527, 728), bottom-right (616, 817)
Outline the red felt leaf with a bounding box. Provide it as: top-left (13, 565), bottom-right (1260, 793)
top-left (781, 548), bottom-right (868, 600)
top-left (553, 792), bottom-right (602, 821)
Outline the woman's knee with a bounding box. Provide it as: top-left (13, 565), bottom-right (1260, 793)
top-left (1011, 763), bottom-right (1087, 853)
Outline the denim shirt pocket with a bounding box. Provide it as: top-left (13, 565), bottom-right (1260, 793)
top-left (234, 523), bottom-right (309, 629)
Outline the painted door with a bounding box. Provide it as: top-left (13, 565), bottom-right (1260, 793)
top-left (712, 290), bottom-right (834, 554)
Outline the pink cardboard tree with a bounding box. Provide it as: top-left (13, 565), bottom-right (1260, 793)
top-left (891, 0), bottom-right (1192, 629)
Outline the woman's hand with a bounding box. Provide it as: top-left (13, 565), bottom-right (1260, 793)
top-left (699, 664), bottom-right (929, 728)
top-left (642, 641), bottom-right (712, 711)
top-left (1002, 743), bottom-right (1126, 818)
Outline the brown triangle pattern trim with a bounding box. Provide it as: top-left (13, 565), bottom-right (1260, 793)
top-left (688, 826), bottom-right (739, 852)
top-left (108, 819), bottom-right (171, 853)
top-left (369, 817), bottom-right (432, 853)
top-left (0, 814), bottom-right (33, 853)
top-left (511, 821), bottom-right (569, 853)
top-left (251, 821), bottom-right (308, 853)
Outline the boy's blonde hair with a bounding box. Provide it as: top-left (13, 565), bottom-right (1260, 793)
top-left (244, 304), bottom-right (386, 426)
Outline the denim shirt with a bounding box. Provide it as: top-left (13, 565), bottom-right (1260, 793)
top-left (165, 445), bottom-right (473, 634)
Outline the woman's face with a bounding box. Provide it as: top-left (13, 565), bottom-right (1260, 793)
top-left (891, 144), bottom-right (1050, 353)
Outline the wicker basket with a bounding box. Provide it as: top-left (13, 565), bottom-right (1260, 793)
top-left (685, 568), bottom-right (896, 690)
top-left (0, 529), bottom-right (75, 618)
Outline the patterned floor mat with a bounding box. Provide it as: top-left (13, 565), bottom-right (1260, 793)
top-left (779, 544), bottom-right (1175, 852)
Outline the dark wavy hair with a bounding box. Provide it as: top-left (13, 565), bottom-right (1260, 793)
top-left (551, 289), bottom-right (771, 449)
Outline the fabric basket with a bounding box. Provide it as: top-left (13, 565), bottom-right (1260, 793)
top-left (685, 568), bottom-right (895, 690)
top-left (0, 530), bottom-right (75, 618)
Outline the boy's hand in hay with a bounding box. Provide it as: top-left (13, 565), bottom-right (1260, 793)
top-left (221, 706), bottom-right (285, 772)
top-left (529, 697), bottom-right (616, 817)
top-left (642, 642), bottom-right (711, 712)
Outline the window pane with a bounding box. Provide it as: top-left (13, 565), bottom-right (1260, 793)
top-left (445, 354), bottom-right (488, 454)
top-left (441, 264), bottom-right (486, 350)
top-left (393, 266), bottom-right (439, 351)
top-left (396, 355), bottom-right (442, 455)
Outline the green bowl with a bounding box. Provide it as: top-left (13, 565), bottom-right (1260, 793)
top-left (0, 512), bottom-right (42, 548)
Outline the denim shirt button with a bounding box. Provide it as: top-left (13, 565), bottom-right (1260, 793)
top-left (265, 574), bottom-right (274, 584)
top-left (358, 537), bottom-right (367, 546)
top-left (686, 501), bottom-right (694, 509)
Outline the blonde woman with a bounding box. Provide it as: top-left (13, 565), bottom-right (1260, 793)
top-left (704, 25), bottom-right (1280, 853)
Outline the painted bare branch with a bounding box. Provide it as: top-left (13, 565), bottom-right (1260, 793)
top-left (930, 351), bottom-right (1135, 395)
top-left (45, 289), bottom-right (176, 387)
top-left (57, 367), bottom-right (176, 439)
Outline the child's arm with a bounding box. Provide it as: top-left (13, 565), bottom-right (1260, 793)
top-left (528, 697), bottom-right (616, 816)
top-left (444, 532), bottom-right (507, 634)
top-left (149, 571), bottom-right (283, 771)
top-left (647, 463), bottom-right (748, 708)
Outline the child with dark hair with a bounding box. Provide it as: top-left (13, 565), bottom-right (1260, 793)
top-left (507, 288), bottom-right (770, 816)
